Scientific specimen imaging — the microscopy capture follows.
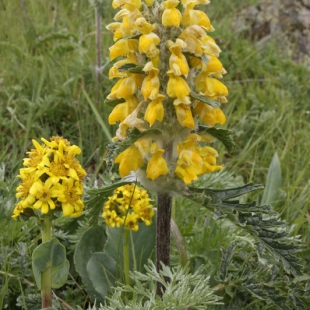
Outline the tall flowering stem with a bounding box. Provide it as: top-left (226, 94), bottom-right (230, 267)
top-left (105, 0), bottom-right (228, 295)
top-left (41, 216), bottom-right (53, 308)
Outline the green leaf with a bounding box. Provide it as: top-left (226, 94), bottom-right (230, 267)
top-left (190, 91), bottom-right (221, 108)
top-left (261, 153), bottom-right (282, 206)
top-left (73, 225), bottom-right (107, 304)
top-left (118, 63), bottom-right (144, 73)
top-left (197, 126), bottom-right (235, 152)
top-left (104, 98), bottom-right (126, 107)
top-left (86, 252), bottom-right (118, 299)
top-left (32, 238), bottom-right (69, 289)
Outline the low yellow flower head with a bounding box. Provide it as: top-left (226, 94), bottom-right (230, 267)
top-left (106, 0), bottom-right (228, 188)
top-left (13, 137), bottom-right (86, 219)
top-left (103, 184), bottom-right (154, 231)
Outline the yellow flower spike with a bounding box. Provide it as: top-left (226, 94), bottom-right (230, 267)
top-left (167, 71), bottom-right (190, 99)
top-left (134, 17), bottom-right (154, 34)
top-left (162, 0), bottom-right (182, 27)
top-left (115, 145), bottom-right (144, 177)
top-left (142, 62), bottom-right (160, 100)
top-left (193, 102), bottom-right (226, 126)
top-left (108, 96), bottom-right (138, 124)
top-left (139, 32), bottom-right (160, 56)
top-left (146, 143), bottom-right (169, 180)
top-left (109, 39), bottom-right (139, 61)
top-left (174, 104), bottom-right (195, 130)
top-left (144, 94), bottom-right (165, 126)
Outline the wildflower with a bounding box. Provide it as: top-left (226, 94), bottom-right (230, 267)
top-left (13, 137), bottom-right (86, 219)
top-left (103, 184), bottom-right (154, 231)
top-left (106, 0), bottom-right (227, 187)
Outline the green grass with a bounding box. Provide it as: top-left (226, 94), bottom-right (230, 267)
top-left (1, 0), bottom-right (309, 309)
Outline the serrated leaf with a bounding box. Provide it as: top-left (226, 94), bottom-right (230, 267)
top-left (219, 242), bottom-right (237, 281)
top-left (117, 63), bottom-right (144, 73)
top-left (244, 282), bottom-right (292, 310)
top-left (261, 153), bottom-right (282, 206)
top-left (197, 126), bottom-right (235, 152)
top-left (190, 91), bottom-right (221, 108)
top-left (186, 183), bottom-right (303, 277)
top-left (32, 238), bottom-right (69, 289)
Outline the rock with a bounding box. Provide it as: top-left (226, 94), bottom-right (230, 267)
top-left (232, 0), bottom-right (310, 65)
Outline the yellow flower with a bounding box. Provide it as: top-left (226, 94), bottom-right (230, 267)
top-left (115, 144), bottom-right (145, 177)
top-left (182, 8), bottom-right (214, 31)
top-left (124, 213), bottom-right (139, 231)
top-left (107, 74), bottom-right (143, 100)
top-left (141, 62), bottom-right (160, 100)
top-left (144, 94), bottom-right (165, 126)
top-left (203, 56), bottom-right (227, 78)
top-left (139, 32), bottom-right (160, 56)
top-left (175, 104), bottom-right (195, 129)
top-left (193, 102), bottom-right (226, 126)
top-left (168, 39), bottom-right (189, 77)
top-left (179, 25), bottom-right (205, 56)
top-left (29, 179), bottom-right (58, 215)
top-left (134, 17), bottom-right (154, 34)
top-left (162, 0), bottom-right (182, 27)
top-left (175, 150), bottom-right (203, 184)
top-left (109, 39), bottom-right (139, 61)
top-left (167, 71), bottom-right (190, 101)
top-left (108, 96), bottom-right (138, 125)
top-left (195, 74), bottom-right (228, 100)
top-left (146, 143), bottom-right (169, 180)
top-left (55, 178), bottom-right (84, 217)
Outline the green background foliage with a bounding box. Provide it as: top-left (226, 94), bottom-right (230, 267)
top-left (0, 0), bottom-right (309, 309)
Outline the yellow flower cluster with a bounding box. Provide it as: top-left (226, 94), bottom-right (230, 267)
top-left (102, 183), bottom-right (154, 231)
top-left (106, 0), bottom-right (228, 186)
top-left (13, 137), bottom-right (87, 219)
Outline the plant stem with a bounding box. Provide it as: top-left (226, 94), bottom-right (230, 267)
top-left (123, 229), bottom-right (130, 285)
top-left (156, 192), bottom-right (172, 297)
top-left (41, 216), bottom-right (52, 308)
